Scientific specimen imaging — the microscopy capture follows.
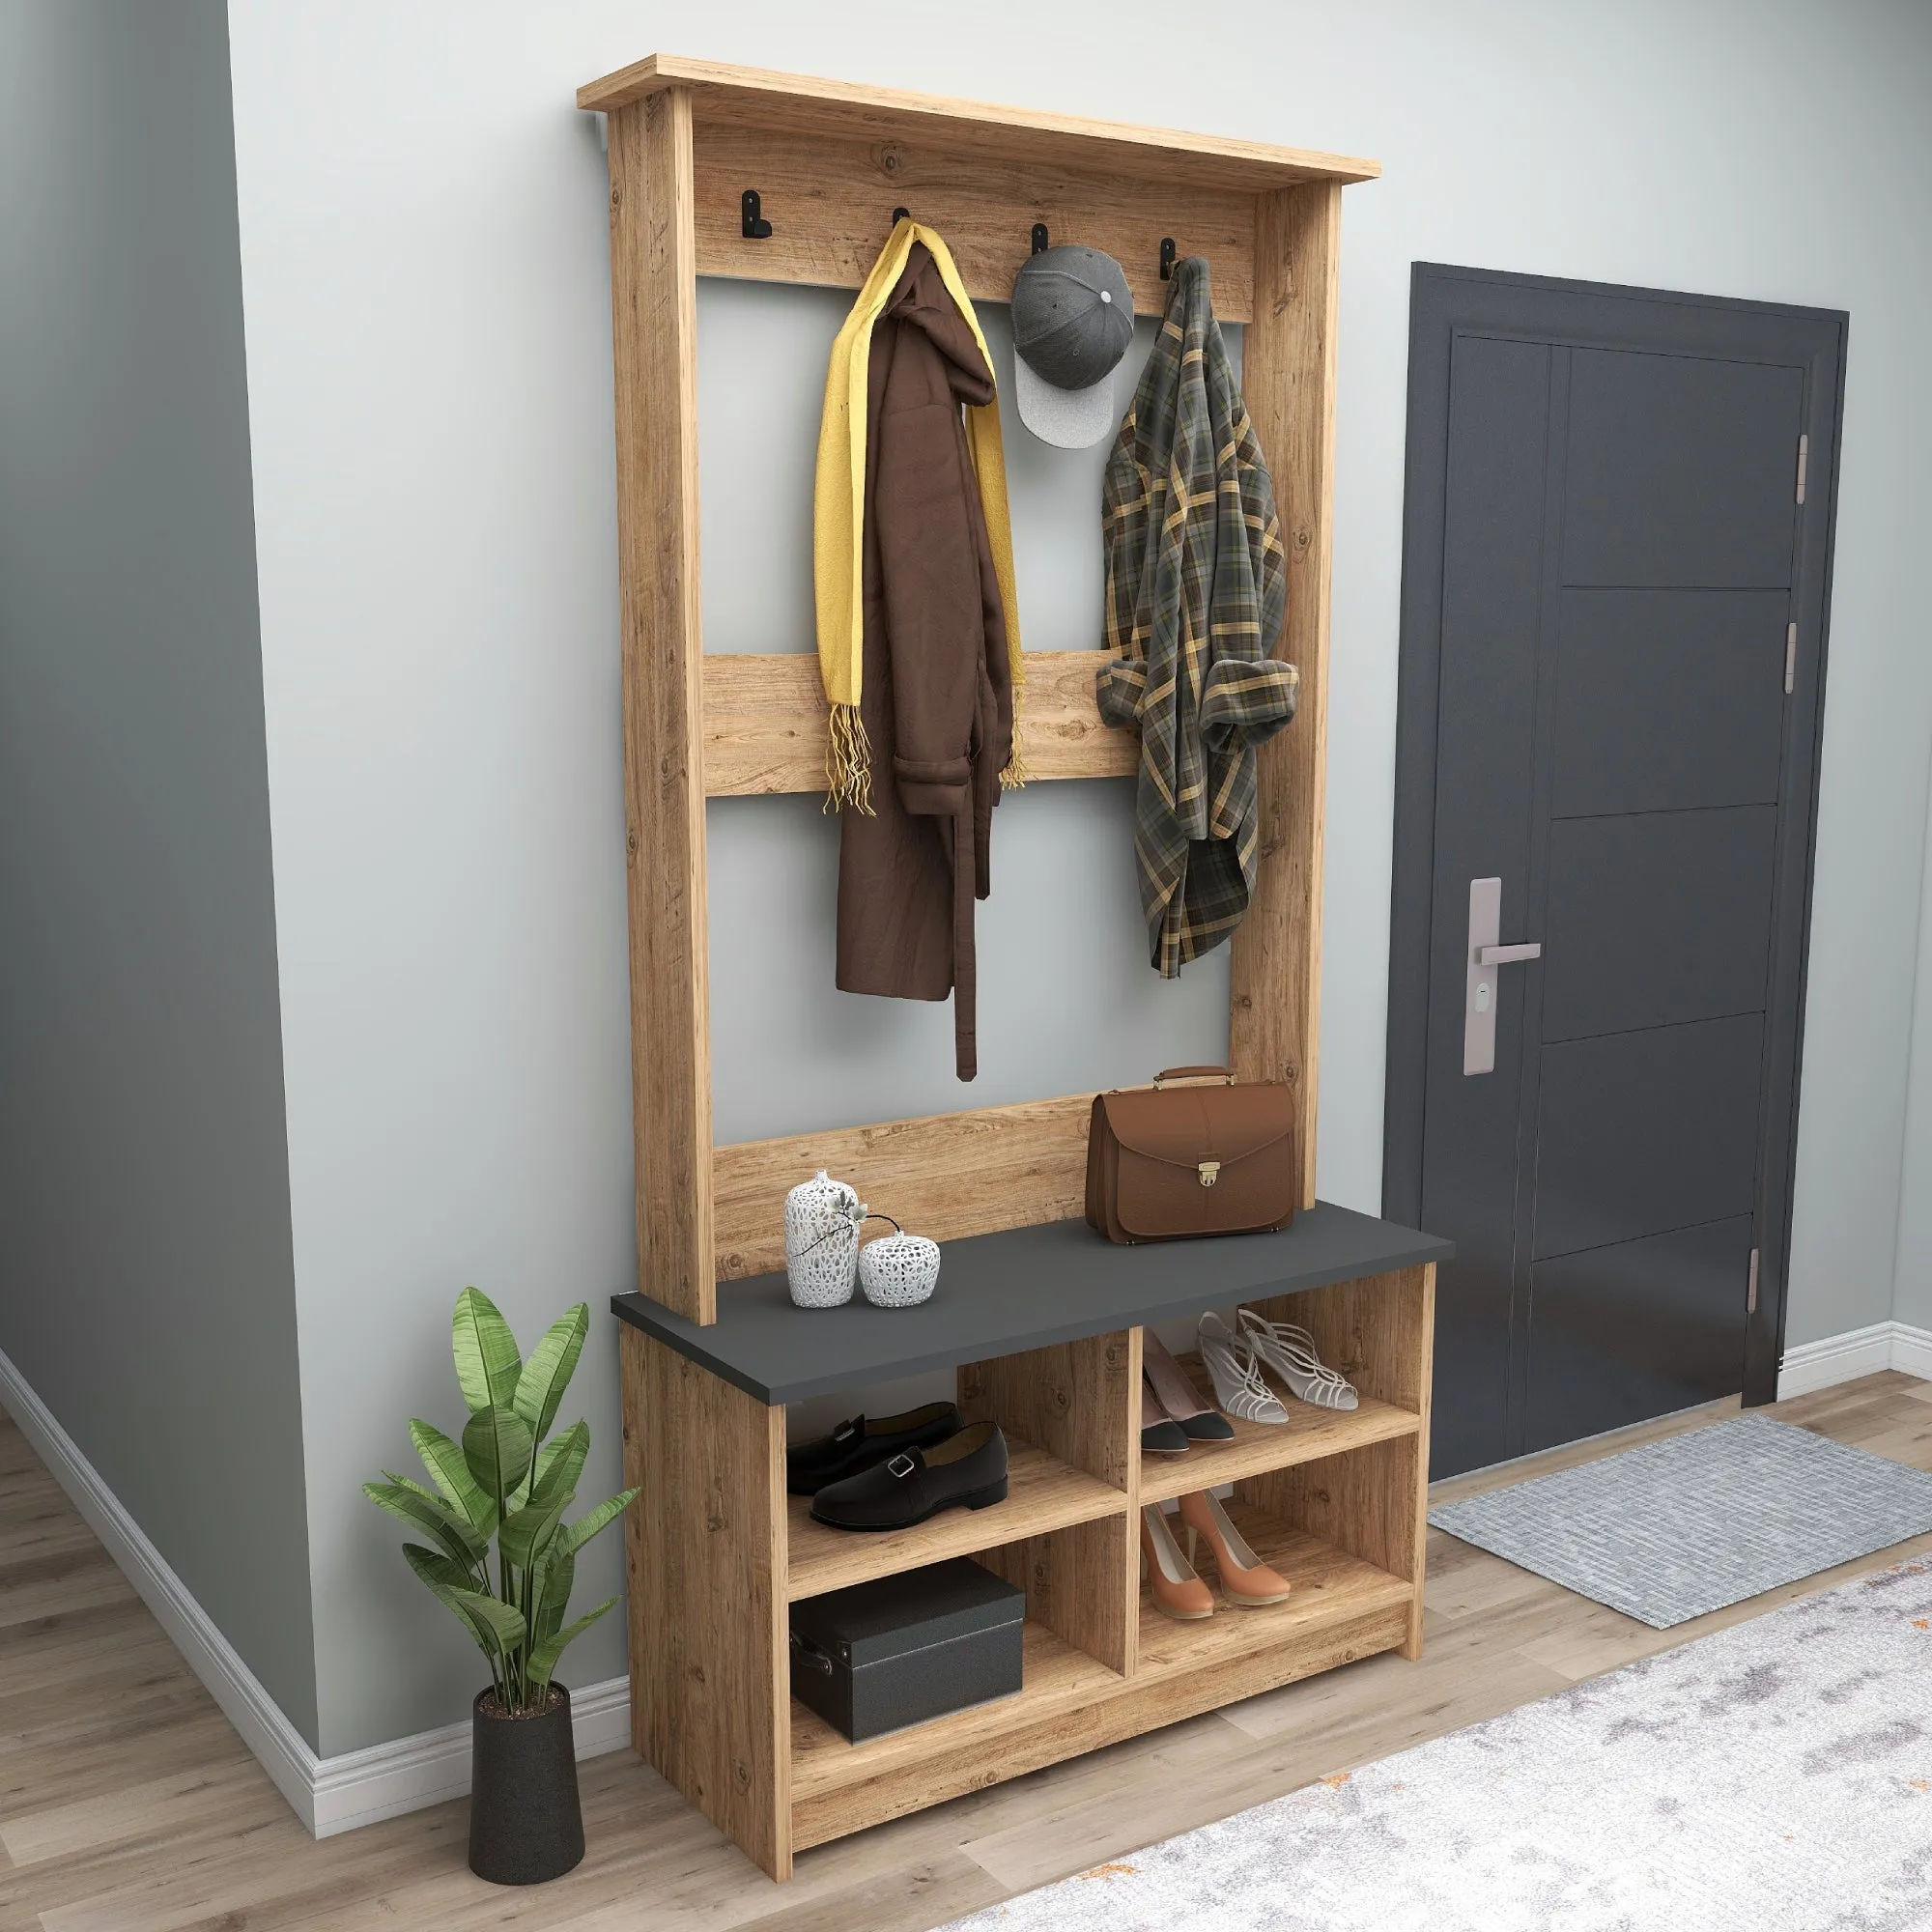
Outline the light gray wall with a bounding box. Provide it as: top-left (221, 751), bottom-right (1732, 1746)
top-left (222, 0), bottom-right (1932, 1753)
top-left (0, 2), bottom-right (316, 1741)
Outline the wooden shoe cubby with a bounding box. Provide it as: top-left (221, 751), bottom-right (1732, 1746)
top-left (616, 1241), bottom-right (1442, 1873)
top-left (583, 53), bottom-right (1447, 1880)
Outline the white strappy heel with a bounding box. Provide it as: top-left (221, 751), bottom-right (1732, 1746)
top-left (1236, 1308), bottom-right (1358, 1411)
top-left (1196, 1313), bottom-right (1290, 1425)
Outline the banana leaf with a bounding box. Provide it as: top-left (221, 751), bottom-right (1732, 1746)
top-left (527, 1597), bottom-right (615, 1690)
top-left (497, 1489), bottom-right (568, 1573)
top-left (560, 1488), bottom-right (639, 1556)
top-left (527, 1419), bottom-right (589, 1512)
top-left (531, 1541), bottom-right (576, 1645)
top-left (462, 1405), bottom-right (533, 1503)
top-left (405, 1544), bottom-right (527, 1657)
top-left (451, 1287), bottom-right (522, 1415)
top-left (513, 1304), bottom-right (587, 1442)
top-left (410, 1419), bottom-right (496, 1536)
top-left (364, 1478), bottom-right (487, 1569)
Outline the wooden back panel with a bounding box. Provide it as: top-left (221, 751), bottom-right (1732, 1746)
top-left (712, 1095), bottom-right (1093, 1282)
top-left (690, 112), bottom-right (1259, 321)
top-left (702, 650), bottom-right (1137, 796)
top-left (599, 66), bottom-right (1360, 1321)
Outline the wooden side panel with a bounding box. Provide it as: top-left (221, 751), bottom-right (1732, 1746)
top-left (1405, 1262), bottom-right (1435, 1655)
top-left (622, 1326), bottom-right (788, 1876)
top-left (1230, 180), bottom-right (1343, 1209)
top-left (1244, 1263), bottom-right (1435, 1658)
top-left (975, 1517), bottom-right (1133, 1677)
top-left (712, 1094), bottom-right (1093, 1281)
top-left (608, 94), bottom-right (716, 1323)
top-left (1248, 1264), bottom-right (1430, 1412)
top-left (689, 113), bottom-right (1257, 320)
top-left (701, 651), bottom-right (1139, 797)
top-left (956, 1329), bottom-right (1136, 1491)
top-left (959, 1330), bottom-right (1138, 1676)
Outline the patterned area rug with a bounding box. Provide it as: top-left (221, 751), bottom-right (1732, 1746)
top-left (941, 1560), bottom-right (1932, 1932)
top-left (1429, 1415), bottom-right (1932, 1628)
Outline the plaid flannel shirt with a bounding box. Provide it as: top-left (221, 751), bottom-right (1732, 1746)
top-left (1097, 257), bottom-right (1298, 978)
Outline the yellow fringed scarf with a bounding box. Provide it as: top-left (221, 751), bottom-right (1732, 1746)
top-left (812, 218), bottom-right (1024, 811)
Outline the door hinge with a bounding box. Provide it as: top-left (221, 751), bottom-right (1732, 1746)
top-left (1784, 622), bottom-right (1798, 696)
top-left (1747, 1247), bottom-right (1760, 1315)
top-left (1795, 433), bottom-right (1809, 505)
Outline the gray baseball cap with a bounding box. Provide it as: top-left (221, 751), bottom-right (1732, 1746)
top-left (1009, 244), bottom-right (1134, 449)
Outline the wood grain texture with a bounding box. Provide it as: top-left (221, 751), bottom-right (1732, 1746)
top-left (791, 1525), bottom-right (1411, 1849)
top-left (789, 1619), bottom-right (1119, 1846)
top-left (786, 1440), bottom-right (1124, 1602)
top-left (957, 1330), bottom-right (1136, 1491)
top-left (1133, 1511), bottom-right (1411, 1676)
top-left (1136, 1357), bottom-right (1420, 1506)
top-left (689, 117), bottom-right (1257, 319)
top-left (975, 1515), bottom-right (1134, 1677)
top-left (958, 1331), bottom-right (1140, 1674)
top-left (1229, 180), bottom-right (1344, 1209)
top-left (712, 1094), bottom-right (1094, 1281)
top-left (622, 1326), bottom-right (790, 1878)
top-left (1242, 1447), bottom-right (1420, 1625)
top-left (1246, 1264), bottom-right (1432, 1413)
top-left (1242, 1264), bottom-right (1435, 1656)
top-left (12, 1380), bottom-right (1932, 1923)
top-left (608, 93), bottom-right (717, 1324)
top-left (1404, 1263), bottom-right (1436, 1654)
top-left (577, 55), bottom-right (1382, 194)
top-left (702, 652), bottom-right (1139, 797)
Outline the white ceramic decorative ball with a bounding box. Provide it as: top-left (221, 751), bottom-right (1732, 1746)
top-left (859, 1233), bottom-right (941, 1309)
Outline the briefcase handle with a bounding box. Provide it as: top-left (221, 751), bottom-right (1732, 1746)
top-left (1151, 1065), bottom-right (1237, 1089)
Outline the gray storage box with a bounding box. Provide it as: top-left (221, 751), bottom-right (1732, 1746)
top-left (788, 1556), bottom-right (1025, 1742)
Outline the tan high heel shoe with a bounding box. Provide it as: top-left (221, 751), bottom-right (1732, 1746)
top-left (1178, 1490), bottom-right (1293, 1606)
top-left (1140, 1504), bottom-right (1213, 1620)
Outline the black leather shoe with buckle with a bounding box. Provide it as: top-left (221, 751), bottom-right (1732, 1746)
top-left (808, 1421), bottom-right (1010, 1530)
top-left (784, 1403), bottom-right (961, 1496)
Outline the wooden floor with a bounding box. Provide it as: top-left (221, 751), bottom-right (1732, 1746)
top-left (4, 1373), bottom-right (1931, 1930)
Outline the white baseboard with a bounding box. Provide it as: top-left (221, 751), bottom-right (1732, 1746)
top-left (0, 1345), bottom-right (631, 1837)
top-left (311, 1673), bottom-right (631, 1836)
top-left (1778, 1321), bottom-right (1932, 1400)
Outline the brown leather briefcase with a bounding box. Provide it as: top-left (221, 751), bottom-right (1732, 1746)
top-left (1085, 1066), bottom-right (1296, 1244)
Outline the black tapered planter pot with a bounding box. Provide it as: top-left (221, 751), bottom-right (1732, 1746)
top-left (468, 1685), bottom-right (584, 1885)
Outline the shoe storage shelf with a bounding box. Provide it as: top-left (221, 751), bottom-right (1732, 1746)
top-left (579, 54), bottom-right (1437, 1879)
top-left (615, 1209), bottom-right (1446, 1875)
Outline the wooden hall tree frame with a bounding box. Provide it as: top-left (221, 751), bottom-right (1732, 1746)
top-left (582, 55), bottom-right (1413, 1881)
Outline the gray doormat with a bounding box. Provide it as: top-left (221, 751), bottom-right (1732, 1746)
top-left (1427, 1414), bottom-right (1932, 1628)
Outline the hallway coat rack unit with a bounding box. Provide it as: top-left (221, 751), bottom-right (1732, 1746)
top-left (579, 54), bottom-right (1443, 1880)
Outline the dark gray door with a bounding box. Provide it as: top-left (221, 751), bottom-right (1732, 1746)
top-left (1386, 268), bottom-right (1844, 1479)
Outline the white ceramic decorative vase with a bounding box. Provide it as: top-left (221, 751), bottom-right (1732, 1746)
top-left (783, 1170), bottom-right (865, 1310)
top-left (859, 1233), bottom-right (942, 1309)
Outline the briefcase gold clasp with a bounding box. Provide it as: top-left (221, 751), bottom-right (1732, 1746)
top-left (1198, 1160), bottom-right (1220, 1187)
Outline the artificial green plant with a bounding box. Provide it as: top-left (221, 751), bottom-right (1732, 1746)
top-left (364, 1289), bottom-right (639, 1715)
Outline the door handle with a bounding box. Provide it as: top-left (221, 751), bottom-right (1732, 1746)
top-left (1464, 878), bottom-right (1540, 1076)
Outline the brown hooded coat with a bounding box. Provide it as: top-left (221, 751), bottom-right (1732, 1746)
top-left (835, 245), bottom-right (1014, 1082)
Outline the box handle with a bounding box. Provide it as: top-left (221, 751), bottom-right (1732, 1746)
top-left (788, 1630), bottom-right (835, 1675)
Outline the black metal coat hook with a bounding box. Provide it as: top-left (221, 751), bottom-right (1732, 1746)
top-left (893, 205), bottom-right (910, 224)
top-left (1159, 237), bottom-right (1177, 280)
top-left (1031, 222), bottom-right (1049, 255)
top-left (741, 189), bottom-right (773, 240)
